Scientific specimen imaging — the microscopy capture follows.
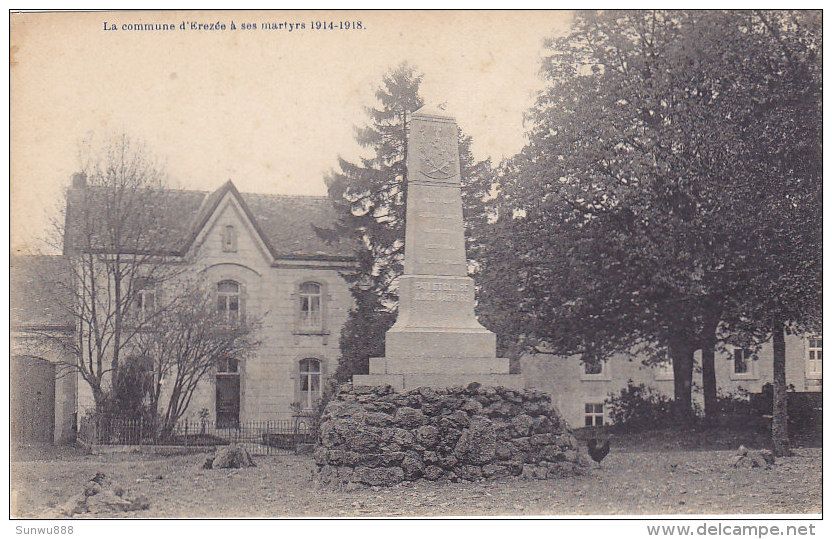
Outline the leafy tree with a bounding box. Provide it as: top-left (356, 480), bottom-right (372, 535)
top-left (482, 10), bottom-right (820, 427)
top-left (713, 10), bottom-right (822, 455)
top-left (488, 11), bottom-right (722, 422)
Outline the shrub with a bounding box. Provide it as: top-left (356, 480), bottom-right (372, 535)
top-left (750, 383), bottom-right (822, 437)
top-left (101, 356), bottom-right (155, 423)
top-left (605, 381), bottom-right (676, 431)
top-left (716, 388), bottom-right (755, 416)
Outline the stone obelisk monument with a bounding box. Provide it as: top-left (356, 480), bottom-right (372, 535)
top-left (354, 106), bottom-right (522, 390)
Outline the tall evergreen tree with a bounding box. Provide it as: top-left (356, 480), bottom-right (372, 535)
top-left (322, 63), bottom-right (422, 381)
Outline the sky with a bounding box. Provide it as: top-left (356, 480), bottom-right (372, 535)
top-left (10, 10), bottom-right (573, 254)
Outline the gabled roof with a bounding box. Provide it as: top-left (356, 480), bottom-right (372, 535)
top-left (64, 180), bottom-right (355, 261)
top-left (10, 255), bottom-right (75, 329)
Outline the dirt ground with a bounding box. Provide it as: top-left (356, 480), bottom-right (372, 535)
top-left (11, 437), bottom-right (821, 518)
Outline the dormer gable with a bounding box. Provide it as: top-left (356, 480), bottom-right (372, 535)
top-left (186, 180), bottom-right (277, 264)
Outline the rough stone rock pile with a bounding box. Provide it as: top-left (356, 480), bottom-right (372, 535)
top-left (315, 383), bottom-right (588, 487)
top-left (203, 444), bottom-right (256, 469)
top-left (731, 445), bottom-right (775, 469)
top-left (59, 472), bottom-right (150, 516)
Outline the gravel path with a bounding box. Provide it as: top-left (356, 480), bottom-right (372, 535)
top-left (11, 446), bottom-right (821, 517)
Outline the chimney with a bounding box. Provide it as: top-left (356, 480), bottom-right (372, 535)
top-left (71, 172), bottom-right (86, 189)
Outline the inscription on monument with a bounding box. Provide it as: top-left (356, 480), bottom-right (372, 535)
top-left (422, 196), bottom-right (455, 204)
top-left (418, 212), bottom-right (455, 220)
top-left (422, 259), bottom-right (465, 265)
top-left (413, 280), bottom-right (469, 302)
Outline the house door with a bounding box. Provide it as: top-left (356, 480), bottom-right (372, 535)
top-left (216, 375), bottom-right (240, 428)
top-left (11, 356), bottom-right (56, 444)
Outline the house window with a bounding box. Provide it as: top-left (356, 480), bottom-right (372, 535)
top-left (806, 336), bottom-right (822, 379)
top-left (217, 357), bottom-right (238, 373)
top-left (733, 348), bottom-right (751, 374)
top-left (222, 225), bottom-right (237, 252)
top-left (585, 358), bottom-right (603, 375)
top-left (299, 358), bottom-right (321, 409)
top-left (135, 287), bottom-right (156, 318)
top-left (585, 403), bottom-right (605, 427)
top-left (730, 346), bottom-right (758, 380)
top-left (299, 282), bottom-right (322, 330)
top-left (217, 280), bottom-right (240, 322)
top-left (654, 358), bottom-right (674, 381)
top-left (580, 352), bottom-right (610, 380)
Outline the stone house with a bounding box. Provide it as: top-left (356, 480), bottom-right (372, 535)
top-left (521, 336), bottom-right (822, 429)
top-left (10, 255), bottom-right (78, 444)
top-left (61, 177), bottom-right (355, 427)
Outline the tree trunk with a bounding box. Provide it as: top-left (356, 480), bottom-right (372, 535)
top-left (671, 341), bottom-right (696, 425)
top-left (701, 316), bottom-right (719, 424)
top-left (92, 386), bottom-right (106, 414)
top-left (771, 318), bottom-right (791, 456)
top-left (112, 268), bottom-right (122, 378)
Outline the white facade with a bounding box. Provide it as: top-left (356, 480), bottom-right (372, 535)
top-left (521, 334), bottom-right (822, 429)
top-left (74, 182), bottom-right (354, 424)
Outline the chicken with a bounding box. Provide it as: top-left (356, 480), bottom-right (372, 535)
top-left (587, 438), bottom-right (610, 464)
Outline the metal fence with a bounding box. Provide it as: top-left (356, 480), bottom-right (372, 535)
top-left (77, 414), bottom-right (317, 455)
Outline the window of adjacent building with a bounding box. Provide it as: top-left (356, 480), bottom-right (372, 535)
top-left (733, 347), bottom-right (752, 374)
top-left (131, 277), bottom-right (156, 321)
top-left (729, 346), bottom-right (758, 380)
top-left (217, 280), bottom-right (240, 322)
top-left (654, 357), bottom-right (674, 381)
top-left (299, 282), bottom-right (322, 330)
top-left (580, 352), bottom-right (610, 380)
top-left (585, 403), bottom-right (605, 427)
top-left (299, 358), bottom-right (322, 409)
top-left (807, 336), bottom-right (822, 379)
top-left (584, 358), bottom-right (603, 375)
top-left (222, 225), bottom-right (237, 252)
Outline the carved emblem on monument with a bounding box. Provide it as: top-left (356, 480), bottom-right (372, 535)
top-left (417, 122), bottom-right (456, 180)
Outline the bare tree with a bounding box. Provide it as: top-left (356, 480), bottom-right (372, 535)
top-left (132, 281), bottom-right (260, 439)
top-left (38, 134), bottom-right (184, 413)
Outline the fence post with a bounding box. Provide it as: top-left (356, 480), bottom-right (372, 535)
top-left (293, 415), bottom-right (299, 455)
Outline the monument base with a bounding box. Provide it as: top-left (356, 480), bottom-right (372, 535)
top-left (369, 356), bottom-right (510, 374)
top-left (385, 326), bottom-right (496, 359)
top-left (352, 372), bottom-right (524, 391)
top-left (316, 383), bottom-right (588, 486)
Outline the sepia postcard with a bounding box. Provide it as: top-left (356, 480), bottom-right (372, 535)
top-left (8, 8), bottom-right (823, 531)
